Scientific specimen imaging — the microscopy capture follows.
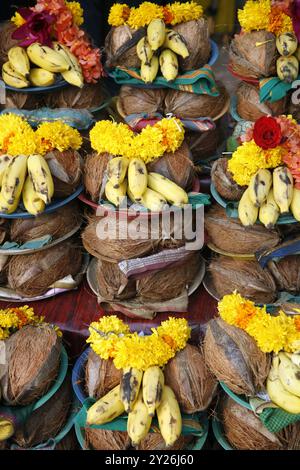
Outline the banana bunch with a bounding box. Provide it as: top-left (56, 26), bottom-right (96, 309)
top-left (106, 157), bottom-right (188, 210)
top-left (276, 32), bottom-right (299, 83)
top-left (136, 19), bottom-right (189, 83)
top-left (2, 42), bottom-right (83, 89)
top-left (267, 353), bottom-right (300, 414)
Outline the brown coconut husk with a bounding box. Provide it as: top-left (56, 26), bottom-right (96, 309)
top-left (281, 423), bottom-right (300, 450)
top-left (3, 92), bottom-right (42, 110)
top-left (205, 205), bottom-right (281, 255)
top-left (13, 376), bottom-right (72, 448)
top-left (44, 83), bottom-right (106, 109)
top-left (45, 150), bottom-right (82, 197)
top-left (83, 152), bottom-right (111, 202)
top-left (147, 142), bottom-right (195, 190)
top-left (105, 25), bottom-right (143, 68)
top-left (0, 254), bottom-right (9, 285)
top-left (267, 255), bottom-right (300, 292)
top-left (164, 344), bottom-right (217, 413)
top-left (204, 318), bottom-right (271, 396)
top-left (85, 350), bottom-right (122, 399)
top-left (185, 126), bottom-right (222, 162)
top-left (221, 397), bottom-right (283, 450)
top-left (288, 101), bottom-right (300, 121)
top-left (0, 218), bottom-right (9, 244)
top-left (118, 86), bottom-right (166, 116)
top-left (1, 324), bottom-right (61, 406)
top-left (0, 22), bottom-right (18, 68)
top-left (229, 31), bottom-right (278, 78)
top-left (138, 434), bottom-right (193, 451)
top-left (209, 256), bottom-right (277, 304)
top-left (96, 260), bottom-right (137, 301)
top-left (236, 82), bottom-right (287, 121)
top-left (55, 428), bottom-right (79, 450)
top-left (10, 202), bottom-right (81, 243)
top-left (85, 428), bottom-right (130, 450)
top-left (173, 18), bottom-right (211, 70)
top-left (7, 242), bottom-right (82, 297)
top-left (211, 158), bottom-right (246, 201)
top-left (164, 84), bottom-right (229, 120)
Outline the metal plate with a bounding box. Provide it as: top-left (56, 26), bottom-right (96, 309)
top-left (207, 243), bottom-right (255, 260)
top-left (4, 77), bottom-right (69, 94)
top-left (202, 271), bottom-right (220, 302)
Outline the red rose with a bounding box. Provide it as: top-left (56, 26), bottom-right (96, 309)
top-left (253, 116), bottom-right (282, 150)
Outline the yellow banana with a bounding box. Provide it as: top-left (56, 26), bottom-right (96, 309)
top-left (163, 29), bottom-right (189, 58)
top-left (0, 419), bottom-right (14, 441)
top-left (0, 155), bottom-right (12, 187)
top-left (127, 390), bottom-right (152, 446)
top-left (290, 187), bottom-right (300, 221)
top-left (248, 169), bottom-right (272, 207)
top-left (278, 352), bottom-right (300, 397)
top-left (277, 56), bottom-right (299, 83)
top-left (156, 385), bottom-right (182, 447)
top-left (87, 385), bottom-right (125, 425)
top-left (147, 172), bottom-right (188, 207)
top-left (147, 19), bottom-right (166, 51)
top-left (238, 188), bottom-right (259, 226)
top-left (141, 187), bottom-right (167, 211)
top-left (267, 355), bottom-right (300, 414)
top-left (259, 189), bottom-right (280, 229)
top-left (0, 193), bottom-right (19, 214)
top-left (273, 166), bottom-right (293, 214)
top-left (0, 154), bottom-right (27, 206)
top-left (142, 366), bottom-right (165, 416)
top-left (107, 157), bottom-right (129, 186)
top-left (120, 367), bottom-right (143, 413)
top-left (2, 62), bottom-right (29, 88)
top-left (27, 43), bottom-right (70, 73)
top-left (287, 352), bottom-right (300, 368)
top-left (22, 176), bottom-right (45, 216)
top-left (140, 55), bottom-right (159, 83)
top-left (276, 32), bottom-right (298, 57)
top-left (105, 179), bottom-right (127, 207)
top-left (128, 159), bottom-right (147, 200)
top-left (8, 46), bottom-right (30, 77)
top-left (29, 68), bottom-right (55, 87)
top-left (27, 154), bottom-right (54, 204)
top-left (53, 42), bottom-right (83, 88)
top-left (136, 36), bottom-right (153, 64)
top-left (159, 49), bottom-right (178, 82)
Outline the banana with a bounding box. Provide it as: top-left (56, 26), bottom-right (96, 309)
top-left (105, 179), bottom-right (127, 207)
top-left (259, 189), bottom-right (280, 229)
top-left (287, 352), bottom-right (300, 368)
top-left (163, 29), bottom-right (189, 58)
top-left (127, 390), bottom-right (152, 446)
top-left (278, 352), bottom-right (300, 397)
top-left (29, 68), bottom-right (55, 87)
top-left (53, 42), bottom-right (83, 88)
top-left (238, 188), bottom-right (259, 226)
top-left (140, 55), bottom-right (159, 83)
top-left (128, 159), bottom-right (147, 200)
top-left (273, 166), bottom-right (293, 214)
top-left (0, 193), bottom-right (19, 214)
top-left (267, 355), bottom-right (300, 414)
top-left (2, 61), bottom-right (29, 88)
top-left (276, 32), bottom-right (298, 57)
top-left (107, 157), bottom-right (129, 186)
top-left (27, 154), bottom-right (54, 204)
top-left (136, 36), bottom-right (153, 64)
top-left (27, 43), bottom-right (70, 73)
top-left (248, 169), bottom-right (272, 207)
top-left (0, 154), bottom-right (27, 206)
top-left (147, 172), bottom-right (188, 207)
top-left (142, 366), bottom-right (165, 416)
top-left (159, 49), bottom-right (178, 82)
top-left (140, 187), bottom-right (168, 211)
top-left (0, 155), bottom-right (12, 187)
top-left (156, 385), bottom-right (182, 447)
top-left (290, 187), bottom-right (300, 221)
top-left (87, 384), bottom-right (125, 425)
top-left (0, 419), bottom-right (14, 441)
top-left (22, 176), bottom-right (45, 215)
top-left (277, 56), bottom-right (299, 83)
top-left (8, 46), bottom-right (30, 77)
top-left (147, 19), bottom-right (166, 51)
top-left (120, 367), bottom-right (143, 413)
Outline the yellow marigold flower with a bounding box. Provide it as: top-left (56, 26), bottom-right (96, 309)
top-left (238, 0), bottom-right (271, 32)
top-left (11, 12), bottom-right (26, 27)
top-left (134, 126), bottom-right (165, 162)
top-left (156, 317), bottom-right (191, 351)
top-left (166, 1), bottom-right (203, 25)
top-left (90, 120), bottom-right (133, 156)
top-left (218, 292), bottom-right (259, 325)
top-left (108, 3), bottom-right (131, 27)
top-left (0, 306), bottom-right (46, 339)
top-left (0, 327), bottom-right (9, 340)
top-left (92, 316), bottom-right (130, 335)
top-left (155, 117), bottom-right (184, 153)
top-left (35, 121), bottom-right (82, 154)
top-left (268, 8), bottom-right (293, 36)
top-left (66, 1), bottom-right (84, 26)
top-left (0, 114), bottom-right (36, 156)
top-left (128, 2), bottom-right (164, 29)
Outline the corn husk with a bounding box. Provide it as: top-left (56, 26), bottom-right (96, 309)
top-left (105, 25), bottom-right (142, 68)
top-left (83, 152), bottom-right (110, 202)
top-left (267, 255), bottom-right (300, 292)
top-left (0, 324), bottom-right (61, 406)
top-left (138, 434), bottom-right (193, 450)
top-left (85, 350), bottom-right (122, 399)
top-left (0, 22), bottom-right (18, 68)
top-left (211, 158), bottom-right (246, 201)
top-left (118, 86), bottom-right (166, 116)
top-left (45, 149), bottom-right (82, 197)
top-left (236, 82), bottom-right (287, 121)
top-left (173, 18), bottom-right (211, 70)
top-left (204, 318), bottom-right (271, 396)
top-left (164, 344), bottom-right (217, 413)
top-left (85, 429), bottom-right (130, 450)
top-left (44, 83), bottom-right (106, 109)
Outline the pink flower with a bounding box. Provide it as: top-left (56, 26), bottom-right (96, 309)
top-left (12, 8), bottom-right (55, 46)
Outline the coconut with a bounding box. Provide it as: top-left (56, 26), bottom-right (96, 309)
top-left (44, 83), bottom-right (106, 109)
top-left (138, 433), bottom-right (193, 451)
top-left (55, 428), bottom-right (79, 450)
top-left (209, 256), bottom-right (277, 304)
top-left (10, 202), bottom-right (81, 243)
top-left (288, 101), bottom-right (300, 121)
top-left (118, 86), bottom-right (166, 116)
top-left (83, 152), bottom-right (111, 202)
top-left (164, 344), bottom-right (217, 413)
top-left (45, 149), bottom-right (82, 197)
top-left (236, 82), bottom-right (287, 121)
top-left (229, 31), bottom-right (278, 78)
top-left (85, 350), bottom-right (122, 399)
top-left (164, 84), bottom-right (229, 120)
top-left (7, 241), bottom-right (82, 297)
top-left (0, 22), bottom-right (18, 68)
top-left (96, 260), bottom-right (137, 301)
top-left (0, 324), bottom-right (61, 406)
top-left (3, 92), bottom-right (42, 110)
top-left (12, 376), bottom-right (72, 448)
top-left (211, 158), bottom-right (246, 201)
top-left (204, 318), bottom-right (271, 396)
top-left (173, 18), bottom-right (211, 70)
top-left (85, 428), bottom-right (130, 450)
top-left (267, 255), bottom-right (300, 292)
top-left (105, 25), bottom-right (143, 68)
top-left (0, 218), bottom-right (9, 244)
top-left (185, 126), bottom-right (223, 162)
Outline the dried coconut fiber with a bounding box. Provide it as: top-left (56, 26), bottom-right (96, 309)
top-left (44, 83), bottom-right (106, 109)
top-left (105, 25), bottom-right (141, 69)
top-left (172, 18), bottom-right (211, 70)
top-left (267, 255), bottom-right (300, 293)
top-left (0, 22), bottom-right (18, 67)
top-left (85, 429), bottom-right (131, 450)
top-left (45, 149), bottom-right (82, 197)
top-left (236, 82), bottom-right (287, 121)
top-left (211, 159), bottom-right (246, 201)
top-left (85, 350), bottom-right (122, 399)
top-left (138, 434), bottom-right (193, 451)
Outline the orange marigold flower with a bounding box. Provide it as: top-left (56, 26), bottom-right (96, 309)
top-left (294, 317), bottom-right (300, 332)
top-left (235, 302), bottom-right (258, 329)
top-left (163, 6), bottom-right (174, 24)
top-left (268, 7), bottom-right (293, 35)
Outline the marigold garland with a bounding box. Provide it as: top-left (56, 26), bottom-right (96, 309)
top-left (35, 121), bottom-right (82, 154)
top-left (238, 0), bottom-right (293, 35)
top-left (0, 114), bottom-right (36, 156)
top-left (87, 316), bottom-right (191, 370)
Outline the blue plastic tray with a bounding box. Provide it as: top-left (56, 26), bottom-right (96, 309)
top-left (3, 77), bottom-right (69, 94)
